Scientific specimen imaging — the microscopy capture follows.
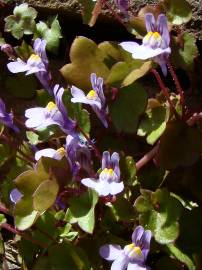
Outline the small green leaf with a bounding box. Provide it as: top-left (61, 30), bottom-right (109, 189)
top-left (15, 197), bottom-right (38, 230)
top-left (138, 106), bottom-right (168, 145)
top-left (0, 214), bottom-right (6, 225)
top-left (67, 190), bottom-right (98, 234)
top-left (108, 197), bottom-right (135, 221)
top-left (171, 33), bottom-right (198, 71)
top-left (4, 4), bottom-right (37, 39)
top-left (35, 16), bottom-right (62, 54)
top-left (110, 82), bottom-right (147, 133)
top-left (135, 188), bottom-right (183, 244)
top-left (78, 0), bottom-right (96, 24)
top-left (33, 179), bottom-right (59, 212)
top-left (164, 0), bottom-right (192, 25)
top-left (26, 131), bottom-right (39, 145)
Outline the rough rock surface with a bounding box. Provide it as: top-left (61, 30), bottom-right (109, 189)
top-left (17, 0), bottom-right (202, 39)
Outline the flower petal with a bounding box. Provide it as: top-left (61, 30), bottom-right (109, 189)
top-left (111, 152), bottom-right (120, 180)
top-left (81, 178), bottom-right (97, 189)
top-left (102, 151), bottom-right (110, 169)
top-left (95, 181), bottom-right (111, 196)
top-left (111, 255), bottom-right (128, 270)
top-left (127, 262), bottom-right (150, 270)
top-left (145, 13), bottom-right (155, 32)
top-left (119, 42), bottom-right (139, 54)
top-left (35, 148), bottom-right (56, 161)
top-left (99, 244), bottom-right (122, 261)
top-left (7, 61), bottom-right (28, 73)
top-left (71, 86), bottom-right (86, 99)
top-left (132, 226), bottom-right (144, 246)
top-left (132, 45), bottom-right (170, 60)
top-left (25, 108), bottom-right (44, 118)
top-left (157, 14), bottom-right (170, 48)
top-left (10, 188), bottom-right (22, 204)
top-left (109, 182), bottom-right (124, 195)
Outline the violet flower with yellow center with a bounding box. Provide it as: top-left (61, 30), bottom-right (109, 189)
top-left (100, 225), bottom-right (152, 270)
top-left (71, 73), bottom-right (108, 128)
top-left (7, 38), bottom-right (53, 95)
top-left (35, 147), bottom-right (66, 161)
top-left (81, 151), bottom-right (124, 196)
top-left (120, 13), bottom-right (170, 76)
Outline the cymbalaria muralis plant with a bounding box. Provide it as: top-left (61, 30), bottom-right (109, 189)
top-left (0, 1), bottom-right (201, 269)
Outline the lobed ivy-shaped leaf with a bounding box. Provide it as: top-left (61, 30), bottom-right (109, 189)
top-left (4, 4), bottom-right (37, 39)
top-left (138, 105), bottom-right (169, 145)
top-left (110, 82), bottom-right (148, 133)
top-left (171, 33), bottom-right (198, 72)
top-left (60, 37), bottom-right (110, 91)
top-left (65, 189), bottom-right (98, 234)
top-left (35, 16), bottom-right (62, 54)
top-left (163, 0), bottom-right (192, 25)
top-left (13, 157), bottom-right (66, 230)
top-left (135, 188), bottom-right (183, 244)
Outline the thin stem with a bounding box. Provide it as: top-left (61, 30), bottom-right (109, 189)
top-left (77, 126), bottom-right (101, 160)
top-left (151, 68), bottom-right (179, 119)
top-left (0, 203), bottom-right (10, 216)
top-left (101, 0), bottom-right (126, 28)
top-left (136, 145), bottom-right (159, 171)
top-left (167, 59), bottom-right (185, 111)
top-left (0, 223), bottom-right (49, 249)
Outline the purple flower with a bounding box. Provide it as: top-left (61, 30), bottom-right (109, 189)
top-left (120, 13), bottom-right (171, 76)
top-left (81, 151), bottom-right (124, 196)
top-left (25, 85), bottom-right (77, 137)
top-left (7, 38), bottom-right (53, 95)
top-left (10, 188), bottom-right (22, 204)
top-left (100, 225), bottom-right (152, 270)
top-left (35, 147), bottom-right (66, 161)
top-left (0, 98), bottom-right (19, 132)
top-left (71, 73), bottom-right (108, 128)
top-left (53, 85), bottom-right (77, 136)
top-left (25, 101), bottom-right (63, 129)
top-left (66, 134), bottom-right (92, 176)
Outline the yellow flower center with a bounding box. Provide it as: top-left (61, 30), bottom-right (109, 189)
top-left (56, 147), bottom-right (66, 157)
top-left (29, 54), bottom-right (41, 62)
top-left (144, 31), bottom-right (161, 42)
top-left (102, 168), bottom-right (114, 176)
top-left (124, 243), bottom-right (142, 259)
top-left (46, 101), bottom-right (57, 111)
top-left (87, 90), bottom-right (97, 100)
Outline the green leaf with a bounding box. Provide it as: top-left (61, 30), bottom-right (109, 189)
top-left (108, 197), bottom-right (135, 221)
top-left (135, 188), bottom-right (183, 244)
top-left (15, 197), bottom-right (38, 230)
top-left (164, 0), bottom-right (192, 25)
top-left (78, 0), bottom-right (96, 24)
top-left (0, 214), bottom-right (6, 225)
top-left (33, 179), bottom-right (59, 212)
top-left (26, 131), bottom-right (39, 145)
top-left (66, 190), bottom-right (98, 234)
top-left (110, 82), bottom-right (147, 133)
top-left (60, 37), bottom-right (109, 91)
top-left (171, 33), bottom-right (198, 71)
top-left (35, 16), bottom-right (62, 54)
top-left (156, 121), bottom-right (202, 169)
top-left (138, 106), bottom-right (169, 145)
top-left (4, 4), bottom-right (37, 39)
top-left (167, 244), bottom-right (195, 270)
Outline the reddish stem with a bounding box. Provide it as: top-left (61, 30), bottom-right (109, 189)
top-left (167, 59), bottom-right (185, 111)
top-left (101, 0), bottom-right (126, 28)
top-left (0, 223), bottom-right (48, 249)
top-left (151, 68), bottom-right (179, 119)
top-left (136, 145), bottom-right (159, 171)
